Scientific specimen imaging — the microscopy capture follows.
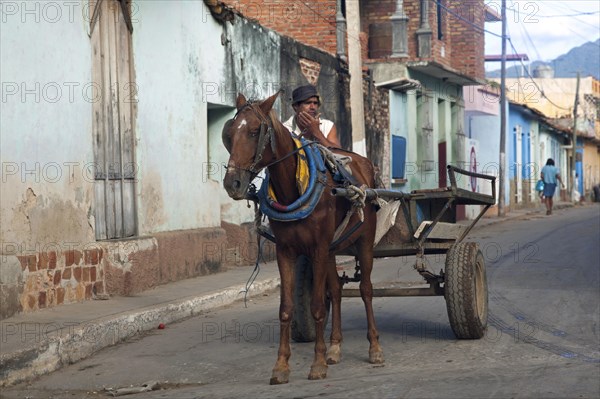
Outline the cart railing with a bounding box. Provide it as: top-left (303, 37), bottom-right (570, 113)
top-left (332, 164), bottom-right (496, 255)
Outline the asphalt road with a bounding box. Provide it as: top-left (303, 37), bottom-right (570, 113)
top-left (3, 205), bottom-right (599, 399)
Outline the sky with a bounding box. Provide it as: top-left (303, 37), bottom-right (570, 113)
top-left (483, 0), bottom-right (600, 69)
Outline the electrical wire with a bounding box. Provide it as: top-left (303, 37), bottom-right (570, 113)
top-left (507, 37), bottom-right (574, 112)
top-left (432, 0), bottom-right (502, 38)
top-left (499, 1), bottom-right (600, 34)
top-left (512, 17), bottom-right (576, 97)
top-left (516, 18), bottom-right (542, 61)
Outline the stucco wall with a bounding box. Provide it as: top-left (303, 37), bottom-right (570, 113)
top-left (133, 1), bottom-right (228, 234)
top-left (393, 70), bottom-right (465, 193)
top-left (1, 3), bottom-right (95, 317)
top-left (496, 77), bottom-right (597, 121)
top-left (582, 143), bottom-right (600, 197)
top-left (1, 3), bottom-right (94, 246)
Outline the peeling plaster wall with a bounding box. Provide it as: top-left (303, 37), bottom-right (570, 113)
top-left (214, 16), bottom-right (282, 225)
top-left (1, 6), bottom-right (95, 318)
top-left (1, 6), bottom-right (94, 247)
top-left (222, 18), bottom-right (282, 111)
top-left (133, 1), bottom-right (227, 234)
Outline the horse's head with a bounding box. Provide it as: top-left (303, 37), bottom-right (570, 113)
top-left (222, 91), bottom-right (281, 200)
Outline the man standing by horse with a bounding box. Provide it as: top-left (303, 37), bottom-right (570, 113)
top-left (284, 85), bottom-right (341, 148)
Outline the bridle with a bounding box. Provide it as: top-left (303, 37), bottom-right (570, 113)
top-left (224, 101), bottom-right (277, 176)
top-left (224, 101), bottom-right (310, 176)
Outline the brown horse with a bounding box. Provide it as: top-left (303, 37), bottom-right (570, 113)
top-left (222, 91), bottom-right (383, 384)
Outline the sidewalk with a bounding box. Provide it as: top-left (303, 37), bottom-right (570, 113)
top-left (0, 202), bottom-right (575, 387)
top-left (0, 263), bottom-right (282, 387)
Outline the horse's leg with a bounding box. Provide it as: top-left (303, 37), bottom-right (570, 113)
top-left (356, 237), bottom-right (384, 364)
top-left (270, 251), bottom-right (295, 385)
top-left (326, 254), bottom-right (343, 365)
top-left (308, 249), bottom-right (329, 380)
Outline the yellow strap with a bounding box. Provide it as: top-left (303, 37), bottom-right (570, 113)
top-left (268, 138), bottom-right (309, 201)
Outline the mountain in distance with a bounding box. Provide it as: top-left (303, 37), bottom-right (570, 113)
top-left (486, 38), bottom-right (600, 79)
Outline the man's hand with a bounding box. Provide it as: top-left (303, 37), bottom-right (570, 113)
top-left (296, 111), bottom-right (323, 141)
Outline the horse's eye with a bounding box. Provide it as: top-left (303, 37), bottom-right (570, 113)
top-left (249, 129), bottom-right (259, 137)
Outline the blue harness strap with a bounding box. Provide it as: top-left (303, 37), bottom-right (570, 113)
top-left (258, 139), bottom-right (327, 221)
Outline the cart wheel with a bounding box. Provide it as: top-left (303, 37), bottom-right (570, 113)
top-left (444, 242), bottom-right (488, 339)
top-left (291, 256), bottom-right (330, 343)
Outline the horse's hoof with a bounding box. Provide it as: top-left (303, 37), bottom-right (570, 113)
top-left (308, 364), bottom-right (328, 380)
top-left (270, 369), bottom-right (290, 385)
top-left (369, 350), bottom-right (385, 364)
top-left (326, 344), bottom-right (341, 364)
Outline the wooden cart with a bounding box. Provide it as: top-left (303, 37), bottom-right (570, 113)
top-left (291, 165), bottom-right (496, 342)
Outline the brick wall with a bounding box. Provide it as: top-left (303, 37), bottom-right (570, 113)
top-left (359, 0), bottom-right (485, 79)
top-left (360, 0), bottom-right (399, 60)
top-left (221, 1), bottom-right (485, 80)
top-left (16, 247), bottom-right (105, 312)
top-left (5, 228), bottom-right (232, 317)
top-left (448, 1), bottom-right (485, 80)
top-left (225, 0), bottom-right (339, 55)
top-left (299, 57), bottom-right (322, 85)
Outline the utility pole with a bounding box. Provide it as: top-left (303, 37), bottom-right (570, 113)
top-left (346, 0), bottom-right (366, 156)
top-left (570, 72), bottom-right (580, 201)
top-left (498, 0), bottom-right (507, 217)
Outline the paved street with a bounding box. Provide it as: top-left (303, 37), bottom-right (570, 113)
top-left (2, 205), bottom-right (599, 399)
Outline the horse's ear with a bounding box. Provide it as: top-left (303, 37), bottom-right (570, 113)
top-left (236, 93), bottom-right (247, 110)
top-left (258, 90), bottom-right (282, 115)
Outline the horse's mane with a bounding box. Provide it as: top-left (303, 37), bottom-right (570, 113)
top-left (267, 109), bottom-right (292, 140)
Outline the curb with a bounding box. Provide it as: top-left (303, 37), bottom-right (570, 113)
top-left (0, 276), bottom-right (281, 387)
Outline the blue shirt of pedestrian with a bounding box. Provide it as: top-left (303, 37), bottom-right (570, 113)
top-left (541, 165), bottom-right (559, 184)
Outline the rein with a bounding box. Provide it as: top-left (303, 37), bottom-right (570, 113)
top-left (241, 102), bottom-right (278, 175)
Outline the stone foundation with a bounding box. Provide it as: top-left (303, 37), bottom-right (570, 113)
top-left (0, 246), bottom-right (106, 317)
top-left (0, 226), bottom-right (268, 320)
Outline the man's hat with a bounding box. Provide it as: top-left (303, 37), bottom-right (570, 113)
top-left (291, 85), bottom-right (320, 105)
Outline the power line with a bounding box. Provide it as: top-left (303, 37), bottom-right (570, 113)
top-left (516, 19), bottom-right (541, 60)
top-left (542, 1), bottom-right (600, 16)
top-left (493, 1), bottom-right (600, 31)
top-left (504, 6), bottom-right (599, 19)
top-left (507, 37), bottom-right (573, 112)
top-left (288, 0), bottom-right (362, 43)
top-left (431, 0), bottom-right (502, 38)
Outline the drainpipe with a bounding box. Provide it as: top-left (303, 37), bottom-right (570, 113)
top-left (346, 0), bottom-right (366, 156)
top-left (336, 0), bottom-right (347, 62)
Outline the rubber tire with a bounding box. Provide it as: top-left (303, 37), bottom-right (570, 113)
top-left (291, 256), bottom-right (330, 343)
top-left (444, 242), bottom-right (488, 339)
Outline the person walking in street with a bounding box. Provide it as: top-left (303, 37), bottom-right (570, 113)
top-left (283, 85), bottom-right (341, 148)
top-left (540, 158), bottom-right (564, 215)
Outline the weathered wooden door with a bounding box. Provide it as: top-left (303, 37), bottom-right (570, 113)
top-left (90, 0), bottom-right (137, 239)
